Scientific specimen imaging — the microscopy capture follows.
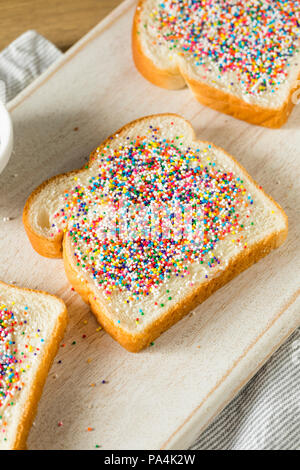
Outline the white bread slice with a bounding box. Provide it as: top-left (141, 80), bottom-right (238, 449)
top-left (132, 1), bottom-right (300, 127)
top-left (23, 114), bottom-right (287, 352)
top-left (0, 281), bottom-right (67, 450)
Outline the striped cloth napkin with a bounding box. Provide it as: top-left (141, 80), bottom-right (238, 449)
top-left (0, 30), bottom-right (61, 103)
top-left (0, 30), bottom-right (299, 451)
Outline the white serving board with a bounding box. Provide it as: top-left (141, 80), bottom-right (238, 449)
top-left (0, 0), bottom-right (299, 450)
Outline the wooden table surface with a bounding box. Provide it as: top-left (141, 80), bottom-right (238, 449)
top-left (0, 0), bottom-right (122, 52)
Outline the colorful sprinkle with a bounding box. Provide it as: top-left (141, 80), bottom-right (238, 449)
top-left (0, 303), bottom-right (44, 439)
top-left (52, 129), bottom-right (252, 303)
top-left (48, 122), bottom-right (258, 330)
top-left (140, 0), bottom-right (300, 97)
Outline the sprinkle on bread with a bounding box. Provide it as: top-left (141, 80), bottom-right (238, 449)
top-left (50, 125), bottom-right (255, 305)
top-left (23, 114), bottom-right (288, 351)
top-left (133, 1), bottom-right (300, 126)
top-left (0, 303), bottom-right (43, 443)
top-left (0, 282), bottom-right (67, 449)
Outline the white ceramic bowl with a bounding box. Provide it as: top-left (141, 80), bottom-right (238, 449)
top-left (0, 101), bottom-right (13, 175)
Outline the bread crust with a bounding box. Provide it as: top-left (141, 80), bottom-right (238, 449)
top-left (132, 0), bottom-right (299, 128)
top-left (23, 114), bottom-right (288, 353)
top-left (0, 281), bottom-right (68, 449)
top-left (23, 173), bottom-right (77, 259)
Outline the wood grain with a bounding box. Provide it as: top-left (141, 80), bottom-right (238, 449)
top-left (0, 0), bottom-right (299, 450)
top-left (0, 0), bottom-right (122, 52)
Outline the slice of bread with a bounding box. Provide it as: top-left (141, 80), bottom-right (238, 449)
top-left (0, 281), bottom-right (67, 450)
top-left (132, 1), bottom-right (300, 127)
top-left (23, 114), bottom-right (287, 352)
